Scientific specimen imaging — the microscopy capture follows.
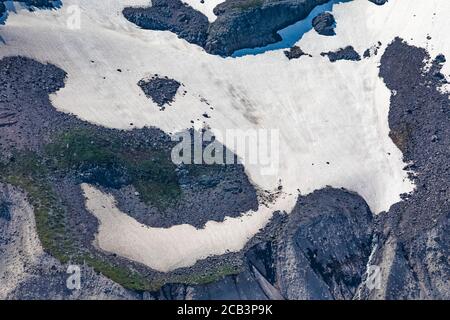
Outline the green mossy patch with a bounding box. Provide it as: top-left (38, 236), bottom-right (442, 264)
top-left (45, 128), bottom-right (181, 208)
top-left (0, 128), bottom-right (240, 291)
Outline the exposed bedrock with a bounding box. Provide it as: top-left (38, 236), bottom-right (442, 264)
top-left (0, 2), bottom-right (5, 17)
top-left (206, 0), bottom-right (330, 56)
top-left (356, 38), bottom-right (450, 300)
top-left (276, 188), bottom-right (374, 300)
top-left (152, 248), bottom-right (273, 300)
top-left (122, 0), bottom-right (209, 47)
top-left (0, 56), bottom-right (258, 229)
top-left (124, 0), bottom-right (331, 57)
top-left (149, 233), bottom-right (286, 300)
top-left (124, 0), bottom-right (390, 57)
top-left (138, 75), bottom-right (181, 108)
top-left (21, 0), bottom-right (58, 7)
top-left (283, 46), bottom-right (311, 60)
top-left (161, 188), bottom-right (375, 300)
top-left (0, 0), bottom-right (60, 14)
top-left (321, 45), bottom-right (361, 62)
top-left (312, 12), bottom-right (336, 36)
top-left (369, 0), bottom-right (388, 5)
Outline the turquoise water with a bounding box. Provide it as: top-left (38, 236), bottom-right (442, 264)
top-left (232, 0), bottom-right (350, 57)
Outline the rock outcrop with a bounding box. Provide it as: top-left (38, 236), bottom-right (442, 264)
top-left (312, 12), bottom-right (336, 36)
top-left (205, 0), bottom-right (329, 56)
top-left (123, 0), bottom-right (209, 47)
top-left (124, 0), bottom-right (330, 57)
top-left (276, 188), bottom-right (374, 300)
top-left (0, 2), bottom-right (6, 18)
top-left (321, 46), bottom-right (361, 62)
top-left (138, 75), bottom-right (181, 108)
top-left (284, 46), bottom-right (311, 60)
top-left (356, 38), bottom-right (450, 300)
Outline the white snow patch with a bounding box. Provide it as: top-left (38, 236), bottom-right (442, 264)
top-left (1, 0), bottom-right (449, 271)
top-left (183, 0), bottom-right (225, 22)
top-left (82, 183), bottom-right (294, 272)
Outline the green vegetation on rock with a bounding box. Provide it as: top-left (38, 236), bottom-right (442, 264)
top-left (45, 128), bottom-right (181, 207)
top-left (0, 127), bottom-right (240, 292)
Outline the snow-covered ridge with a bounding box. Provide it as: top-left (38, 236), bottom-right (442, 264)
top-left (1, 0), bottom-right (448, 272)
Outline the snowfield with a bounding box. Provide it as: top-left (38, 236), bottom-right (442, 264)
top-left (82, 183), bottom-right (295, 272)
top-left (1, 0), bottom-right (449, 272)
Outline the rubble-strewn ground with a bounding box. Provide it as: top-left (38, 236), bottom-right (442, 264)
top-left (138, 76), bottom-right (181, 109)
top-left (356, 38), bottom-right (450, 300)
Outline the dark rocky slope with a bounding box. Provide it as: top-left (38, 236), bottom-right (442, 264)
top-left (22, 0), bottom-right (59, 7)
top-left (153, 188), bottom-right (375, 300)
top-left (0, 0), bottom-right (59, 11)
top-left (276, 188), bottom-right (374, 300)
top-left (124, 0), bottom-right (330, 57)
top-left (357, 38), bottom-right (450, 300)
top-left (123, 0), bottom-right (209, 47)
top-left (124, 0), bottom-right (389, 57)
top-left (0, 2), bottom-right (5, 17)
top-left (1, 0), bottom-right (61, 24)
top-left (312, 12), bottom-right (336, 36)
top-left (284, 46), bottom-right (311, 60)
top-left (205, 0), bottom-right (330, 56)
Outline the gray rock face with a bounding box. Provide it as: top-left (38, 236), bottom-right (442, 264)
top-left (276, 188), bottom-right (374, 299)
top-left (0, 0), bottom-right (59, 17)
top-left (0, 2), bottom-right (6, 17)
top-left (123, 0), bottom-right (330, 57)
top-left (284, 46), bottom-right (311, 60)
top-left (22, 0), bottom-right (56, 7)
top-left (123, 0), bottom-right (209, 47)
top-left (156, 270), bottom-right (270, 300)
top-left (321, 46), bottom-right (361, 62)
top-left (152, 241), bottom-right (282, 300)
top-left (357, 38), bottom-right (450, 300)
top-left (206, 0), bottom-right (329, 56)
top-left (312, 12), bottom-right (336, 36)
top-left (363, 41), bottom-right (382, 58)
top-left (138, 75), bottom-right (181, 108)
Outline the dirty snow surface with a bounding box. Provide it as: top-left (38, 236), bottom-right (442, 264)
top-left (1, 0), bottom-right (449, 272)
